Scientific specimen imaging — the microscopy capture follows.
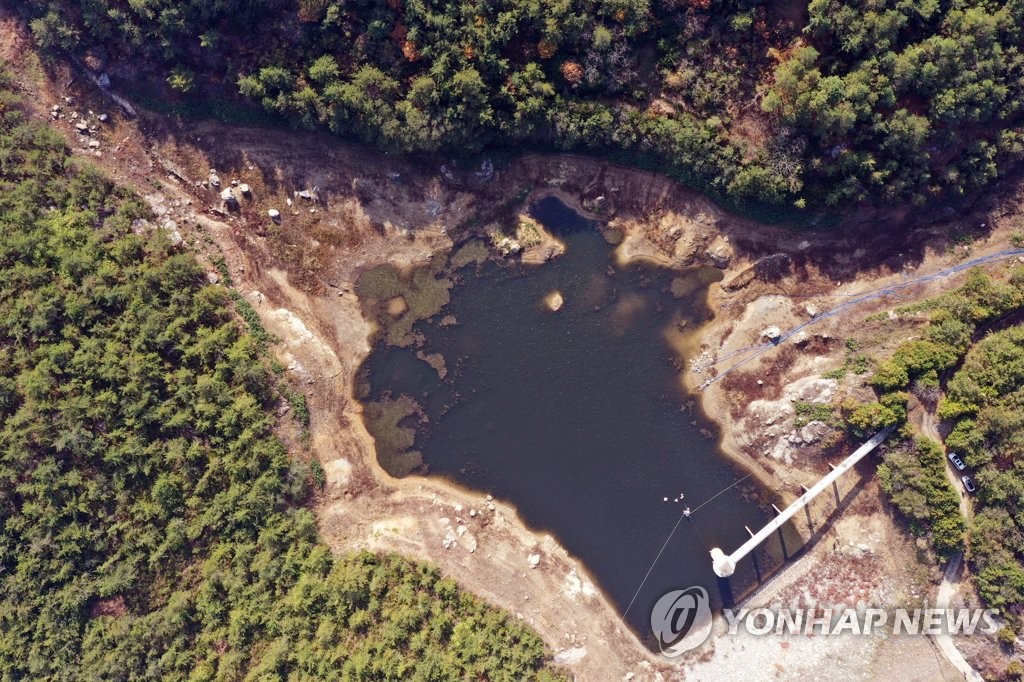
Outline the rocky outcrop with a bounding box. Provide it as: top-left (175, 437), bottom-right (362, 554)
top-left (545, 291), bottom-right (564, 311)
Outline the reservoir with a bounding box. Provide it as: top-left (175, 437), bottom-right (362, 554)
top-left (358, 196), bottom-right (789, 641)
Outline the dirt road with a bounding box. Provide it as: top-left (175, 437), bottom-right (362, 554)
top-left (920, 407), bottom-right (973, 521)
top-left (917, 403), bottom-right (981, 680)
top-left (935, 554), bottom-right (985, 682)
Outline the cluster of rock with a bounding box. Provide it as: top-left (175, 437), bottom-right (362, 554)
top-left (494, 235), bottom-right (523, 256)
top-left (438, 494), bottom-right (499, 553)
top-left (205, 170), bottom-right (267, 217)
top-left (745, 377), bottom-right (840, 464)
top-left (52, 99), bottom-right (109, 155)
top-left (439, 516), bottom-right (477, 553)
top-left (206, 177), bottom-right (321, 222)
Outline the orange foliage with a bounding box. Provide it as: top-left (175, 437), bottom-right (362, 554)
top-left (538, 40), bottom-right (557, 59)
top-left (560, 60), bottom-right (583, 85)
top-left (403, 40), bottom-right (419, 61)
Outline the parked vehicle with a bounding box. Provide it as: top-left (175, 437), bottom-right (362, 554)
top-left (961, 475), bottom-right (977, 493)
top-left (948, 452), bottom-right (967, 471)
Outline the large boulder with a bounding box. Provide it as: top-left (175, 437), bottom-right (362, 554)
top-left (220, 188), bottom-right (238, 210)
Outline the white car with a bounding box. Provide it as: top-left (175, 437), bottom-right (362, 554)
top-left (961, 476), bottom-right (977, 494)
top-left (947, 452), bottom-right (966, 471)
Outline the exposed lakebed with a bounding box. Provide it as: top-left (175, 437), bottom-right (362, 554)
top-left (357, 196), bottom-right (790, 641)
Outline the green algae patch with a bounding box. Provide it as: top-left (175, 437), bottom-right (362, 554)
top-left (357, 263), bottom-right (453, 347)
top-left (363, 395), bottom-right (425, 476)
top-left (451, 239), bottom-right (490, 269)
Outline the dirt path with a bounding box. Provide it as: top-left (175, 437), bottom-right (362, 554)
top-left (915, 402), bottom-right (982, 681)
top-left (935, 554), bottom-right (985, 682)
top-left (920, 407), bottom-right (972, 521)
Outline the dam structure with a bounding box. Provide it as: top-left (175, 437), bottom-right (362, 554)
top-left (710, 426), bottom-right (894, 578)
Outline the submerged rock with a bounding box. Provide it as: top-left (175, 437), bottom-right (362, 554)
top-left (544, 291), bottom-right (564, 312)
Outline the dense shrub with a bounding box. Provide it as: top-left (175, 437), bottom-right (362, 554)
top-left (877, 438), bottom-right (964, 555)
top-left (941, 325), bottom-right (1024, 611)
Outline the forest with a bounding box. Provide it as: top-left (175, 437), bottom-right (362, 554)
top-left (0, 71), bottom-right (563, 680)
top-left (943, 325), bottom-right (1024, 615)
top-left (850, 265), bottom-right (1024, 636)
top-left (18, 0), bottom-right (1024, 211)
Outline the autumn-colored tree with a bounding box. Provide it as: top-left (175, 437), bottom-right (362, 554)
top-left (560, 60), bottom-right (583, 85)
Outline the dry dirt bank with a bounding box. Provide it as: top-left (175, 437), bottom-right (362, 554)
top-left (5, 16), bottom-right (1023, 677)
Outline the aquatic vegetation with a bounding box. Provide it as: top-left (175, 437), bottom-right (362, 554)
top-left (364, 395), bottom-right (425, 476)
top-left (357, 263), bottom-right (453, 346)
top-left (450, 238), bottom-right (490, 269)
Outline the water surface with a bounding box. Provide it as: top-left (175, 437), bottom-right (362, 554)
top-left (360, 196), bottom-right (788, 641)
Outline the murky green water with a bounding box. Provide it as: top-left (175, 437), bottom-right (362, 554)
top-left (359, 196), bottom-right (789, 641)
